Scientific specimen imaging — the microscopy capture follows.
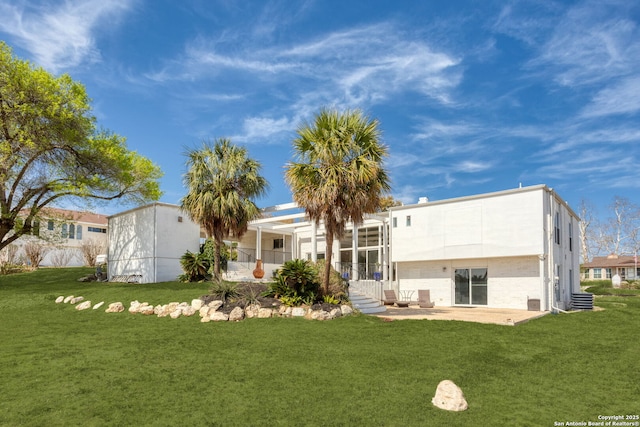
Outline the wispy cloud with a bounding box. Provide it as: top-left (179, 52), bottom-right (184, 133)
top-left (580, 76), bottom-right (640, 118)
top-left (0, 0), bottom-right (134, 73)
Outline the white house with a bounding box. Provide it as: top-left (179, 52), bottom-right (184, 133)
top-left (229, 185), bottom-right (580, 312)
top-left (6, 208), bottom-right (109, 267)
top-left (107, 203), bottom-right (201, 283)
top-left (105, 185), bottom-right (581, 312)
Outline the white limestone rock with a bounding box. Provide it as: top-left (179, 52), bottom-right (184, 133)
top-left (207, 300), bottom-right (223, 311)
top-left (245, 304), bottom-right (260, 319)
top-left (182, 306), bottom-right (196, 317)
top-left (199, 306), bottom-right (211, 318)
top-left (330, 308), bottom-right (342, 318)
top-left (75, 301), bottom-right (92, 311)
top-left (291, 307), bottom-right (307, 317)
top-left (105, 302), bottom-right (125, 313)
top-left (55, 296), bottom-right (65, 303)
top-left (257, 308), bottom-right (273, 318)
top-left (70, 296), bottom-right (84, 304)
top-left (191, 299), bottom-right (203, 311)
top-left (139, 304), bottom-right (155, 315)
top-left (432, 380), bottom-right (468, 412)
top-left (169, 309), bottom-right (182, 319)
top-left (93, 302), bottom-right (105, 310)
top-left (63, 295), bottom-right (74, 303)
top-left (229, 306), bottom-right (245, 321)
top-left (128, 300), bottom-right (141, 313)
top-left (278, 306), bottom-right (292, 317)
top-left (210, 311), bottom-right (229, 322)
top-left (340, 305), bottom-right (354, 316)
top-left (200, 315), bottom-right (211, 323)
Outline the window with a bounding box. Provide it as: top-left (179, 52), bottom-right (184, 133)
top-left (554, 212), bottom-right (561, 244)
top-left (76, 225), bottom-right (82, 240)
top-left (606, 269), bottom-right (612, 279)
top-left (593, 268), bottom-right (602, 279)
top-left (61, 224), bottom-right (68, 238)
top-left (392, 217), bottom-right (397, 228)
top-left (47, 220), bottom-right (54, 231)
top-left (569, 222), bottom-right (573, 251)
top-left (69, 224), bottom-right (75, 239)
top-left (32, 221), bottom-right (40, 236)
top-left (455, 268), bottom-right (488, 305)
top-left (88, 227), bottom-right (107, 233)
top-left (273, 238), bottom-right (284, 249)
top-left (406, 215), bottom-right (411, 227)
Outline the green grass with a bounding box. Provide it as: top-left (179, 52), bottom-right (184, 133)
top-left (1, 268), bottom-right (639, 426)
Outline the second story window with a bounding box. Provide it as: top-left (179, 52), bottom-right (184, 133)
top-left (406, 215), bottom-right (411, 227)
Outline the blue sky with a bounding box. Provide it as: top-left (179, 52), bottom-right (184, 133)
top-left (1, 0), bottom-right (638, 217)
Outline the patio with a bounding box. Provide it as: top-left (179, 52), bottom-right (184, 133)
top-left (374, 305), bottom-right (550, 326)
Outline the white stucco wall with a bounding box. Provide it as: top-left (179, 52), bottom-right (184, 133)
top-left (396, 256), bottom-right (542, 310)
top-left (391, 188), bottom-right (545, 262)
top-left (108, 203), bottom-right (200, 283)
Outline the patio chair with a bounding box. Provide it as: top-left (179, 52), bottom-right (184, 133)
top-left (383, 290), bottom-right (411, 307)
top-left (418, 289), bottom-right (435, 308)
top-left (382, 290), bottom-right (398, 305)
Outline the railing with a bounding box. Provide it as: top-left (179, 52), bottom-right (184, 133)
top-left (336, 262), bottom-right (383, 280)
top-left (235, 248), bottom-right (292, 268)
top-left (348, 279), bottom-right (386, 301)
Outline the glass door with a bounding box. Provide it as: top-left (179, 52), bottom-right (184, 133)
top-left (455, 268), bottom-right (488, 305)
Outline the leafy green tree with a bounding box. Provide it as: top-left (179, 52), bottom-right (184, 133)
top-left (0, 42), bottom-right (162, 251)
top-left (285, 108), bottom-right (390, 293)
top-left (181, 139), bottom-right (268, 280)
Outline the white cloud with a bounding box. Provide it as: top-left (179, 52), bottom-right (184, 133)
top-left (580, 76), bottom-right (640, 117)
top-left (0, 0), bottom-right (133, 73)
top-left (233, 116), bottom-right (294, 143)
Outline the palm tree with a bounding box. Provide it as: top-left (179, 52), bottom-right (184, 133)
top-left (285, 108), bottom-right (390, 293)
top-left (181, 139), bottom-right (268, 281)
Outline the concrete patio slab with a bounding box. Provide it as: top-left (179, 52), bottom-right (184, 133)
top-left (373, 305), bottom-right (549, 326)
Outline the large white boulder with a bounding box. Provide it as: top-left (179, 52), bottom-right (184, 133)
top-left (432, 380), bottom-right (468, 412)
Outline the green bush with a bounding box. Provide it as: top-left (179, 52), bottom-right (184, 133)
top-left (269, 259), bottom-right (320, 301)
top-left (179, 251), bottom-right (210, 282)
top-left (209, 280), bottom-right (239, 303)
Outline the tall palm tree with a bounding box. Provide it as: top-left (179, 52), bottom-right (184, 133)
top-left (181, 139), bottom-right (268, 281)
top-left (285, 108), bottom-right (390, 293)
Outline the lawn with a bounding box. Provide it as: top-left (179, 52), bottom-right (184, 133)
top-left (1, 268), bottom-right (639, 426)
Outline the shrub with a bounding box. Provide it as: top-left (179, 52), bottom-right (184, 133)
top-left (179, 251), bottom-right (210, 282)
top-left (277, 259), bottom-right (319, 298)
top-left (210, 280), bottom-right (239, 303)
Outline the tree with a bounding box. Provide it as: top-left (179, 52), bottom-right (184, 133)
top-left (180, 139), bottom-right (268, 281)
top-left (579, 199), bottom-right (598, 263)
top-left (0, 42), bottom-right (162, 252)
top-left (285, 108), bottom-right (390, 294)
top-left (600, 196), bottom-right (640, 256)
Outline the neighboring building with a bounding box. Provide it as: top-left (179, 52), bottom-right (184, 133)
top-left (7, 208), bottom-right (108, 267)
top-left (107, 203), bottom-right (201, 283)
top-left (582, 254), bottom-right (639, 281)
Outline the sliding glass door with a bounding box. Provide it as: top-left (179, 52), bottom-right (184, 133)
top-left (455, 268), bottom-right (488, 305)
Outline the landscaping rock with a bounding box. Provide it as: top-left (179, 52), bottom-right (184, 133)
top-left (191, 299), bottom-right (203, 310)
top-left (70, 296), bottom-right (84, 304)
top-left (291, 307), bottom-right (307, 317)
top-left (200, 315), bottom-right (211, 323)
top-left (432, 380), bottom-right (468, 412)
top-left (93, 302), bottom-right (105, 310)
top-left (63, 295), bottom-right (74, 303)
top-left (182, 306), bottom-right (196, 317)
top-left (210, 311), bottom-right (229, 322)
top-left (330, 308), bottom-right (342, 318)
top-left (207, 300), bottom-right (223, 311)
top-left (199, 306), bottom-right (211, 318)
top-left (257, 308), bottom-right (273, 318)
top-left (139, 304), bottom-right (155, 315)
top-left (129, 300), bottom-right (141, 313)
top-left (279, 306), bottom-right (292, 317)
top-left (340, 305), bottom-right (353, 316)
top-left (229, 306), bottom-right (244, 321)
top-left (106, 302), bottom-right (125, 313)
top-left (55, 296), bottom-right (65, 303)
top-left (75, 301), bottom-right (92, 311)
top-left (245, 304), bottom-right (260, 318)
top-left (169, 309), bottom-right (182, 319)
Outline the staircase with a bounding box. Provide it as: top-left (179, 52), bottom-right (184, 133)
top-left (349, 290), bottom-right (387, 314)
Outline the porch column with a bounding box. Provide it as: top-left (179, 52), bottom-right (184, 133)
top-left (352, 226), bottom-right (358, 281)
top-left (311, 222), bottom-right (317, 262)
top-left (256, 226), bottom-right (262, 261)
top-left (382, 220), bottom-right (389, 281)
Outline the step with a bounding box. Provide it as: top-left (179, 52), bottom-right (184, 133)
top-left (349, 292), bottom-right (386, 314)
